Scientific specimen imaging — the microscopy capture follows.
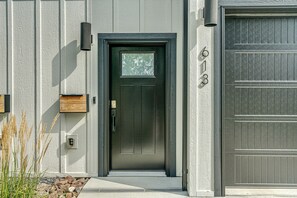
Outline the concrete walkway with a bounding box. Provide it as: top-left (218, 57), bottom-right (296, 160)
top-left (79, 177), bottom-right (297, 198)
top-left (79, 177), bottom-right (188, 198)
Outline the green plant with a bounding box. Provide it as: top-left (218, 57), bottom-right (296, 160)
top-left (0, 113), bottom-right (58, 198)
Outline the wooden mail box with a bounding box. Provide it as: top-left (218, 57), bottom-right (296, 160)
top-left (0, 95), bottom-right (10, 113)
top-left (60, 94), bottom-right (89, 113)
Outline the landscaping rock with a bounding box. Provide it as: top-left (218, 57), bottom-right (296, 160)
top-left (36, 183), bottom-right (51, 192)
top-left (66, 175), bottom-right (75, 183)
top-left (69, 186), bottom-right (76, 192)
top-left (36, 176), bottom-right (89, 198)
top-left (66, 192), bottom-right (73, 198)
top-left (48, 191), bottom-right (58, 198)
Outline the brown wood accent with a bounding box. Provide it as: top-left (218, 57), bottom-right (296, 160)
top-left (60, 95), bottom-right (88, 113)
top-left (0, 95), bottom-right (4, 113)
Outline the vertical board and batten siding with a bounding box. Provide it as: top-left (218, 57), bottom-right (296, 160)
top-left (91, 0), bottom-right (183, 175)
top-left (0, 0), bottom-right (89, 175)
top-left (13, 0), bottom-right (36, 159)
top-left (0, 0), bottom-right (182, 176)
top-left (64, 0), bottom-right (87, 174)
top-left (40, 0), bottom-right (61, 173)
top-left (0, 0), bottom-right (7, 126)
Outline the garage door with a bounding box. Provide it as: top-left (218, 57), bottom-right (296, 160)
top-left (223, 15), bottom-right (297, 186)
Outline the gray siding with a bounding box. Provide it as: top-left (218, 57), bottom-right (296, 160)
top-left (0, 0), bottom-right (183, 176)
top-left (0, 0), bottom-right (88, 175)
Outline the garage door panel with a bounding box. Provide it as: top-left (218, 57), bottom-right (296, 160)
top-left (224, 16), bottom-right (297, 187)
top-left (224, 85), bottom-right (235, 116)
top-left (254, 156), bottom-right (262, 183)
top-left (226, 121), bottom-right (297, 150)
top-left (232, 155), bottom-right (297, 185)
top-left (225, 86), bottom-right (297, 117)
top-left (224, 120), bottom-right (235, 151)
top-left (226, 17), bottom-right (297, 46)
top-left (225, 52), bottom-right (297, 81)
top-left (225, 153), bottom-right (235, 185)
top-left (225, 19), bottom-right (235, 46)
top-left (225, 51), bottom-right (235, 84)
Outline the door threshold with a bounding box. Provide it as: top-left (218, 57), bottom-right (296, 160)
top-left (108, 170), bottom-right (166, 177)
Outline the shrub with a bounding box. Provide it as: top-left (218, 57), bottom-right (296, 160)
top-left (0, 113), bottom-right (58, 197)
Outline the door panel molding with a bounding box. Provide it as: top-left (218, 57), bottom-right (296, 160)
top-left (98, 33), bottom-right (177, 177)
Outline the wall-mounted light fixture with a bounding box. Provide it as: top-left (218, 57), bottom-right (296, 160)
top-left (204, 0), bottom-right (218, 27)
top-left (80, 22), bottom-right (92, 51)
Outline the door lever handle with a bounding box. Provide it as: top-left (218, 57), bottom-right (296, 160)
top-left (111, 109), bottom-right (116, 133)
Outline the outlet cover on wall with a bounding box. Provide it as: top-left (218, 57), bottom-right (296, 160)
top-left (66, 135), bottom-right (78, 149)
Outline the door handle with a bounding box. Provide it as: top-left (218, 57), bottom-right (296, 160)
top-left (111, 109), bottom-right (116, 133)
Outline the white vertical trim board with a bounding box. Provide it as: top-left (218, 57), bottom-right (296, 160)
top-left (172, 0), bottom-right (184, 177)
top-left (86, 0), bottom-right (92, 175)
top-left (188, 0), bottom-right (216, 196)
top-left (35, 0), bottom-right (41, 171)
top-left (60, 0), bottom-right (66, 174)
top-left (7, 0), bottom-right (13, 112)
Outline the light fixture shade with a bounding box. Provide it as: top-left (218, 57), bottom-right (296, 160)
top-left (80, 22), bottom-right (92, 51)
top-left (204, 0), bottom-right (218, 27)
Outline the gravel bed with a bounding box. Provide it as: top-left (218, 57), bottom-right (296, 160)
top-left (36, 176), bottom-right (89, 198)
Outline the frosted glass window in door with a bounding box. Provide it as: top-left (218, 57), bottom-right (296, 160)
top-left (121, 53), bottom-right (154, 76)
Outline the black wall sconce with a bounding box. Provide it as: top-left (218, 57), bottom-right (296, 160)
top-left (80, 22), bottom-right (92, 51)
top-left (204, 0), bottom-right (218, 27)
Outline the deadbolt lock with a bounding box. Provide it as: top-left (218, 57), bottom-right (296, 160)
top-left (111, 100), bottom-right (117, 109)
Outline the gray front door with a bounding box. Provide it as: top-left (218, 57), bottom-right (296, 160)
top-left (110, 45), bottom-right (165, 170)
top-left (223, 15), bottom-right (297, 186)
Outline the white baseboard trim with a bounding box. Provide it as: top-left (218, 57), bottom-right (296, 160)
top-left (43, 172), bottom-right (95, 177)
top-left (226, 188), bottom-right (297, 196)
top-left (195, 190), bottom-right (214, 197)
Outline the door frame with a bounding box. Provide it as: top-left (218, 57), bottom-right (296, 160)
top-left (214, 2), bottom-right (297, 196)
top-left (98, 33), bottom-right (177, 177)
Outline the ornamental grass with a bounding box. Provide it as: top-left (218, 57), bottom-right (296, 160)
top-left (0, 113), bottom-right (58, 197)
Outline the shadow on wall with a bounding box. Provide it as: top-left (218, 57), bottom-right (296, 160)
top-left (41, 100), bottom-right (60, 134)
top-left (52, 40), bottom-right (80, 87)
top-left (189, 9), bottom-right (203, 51)
top-left (41, 100), bottom-right (60, 163)
top-left (44, 39), bottom-right (85, 163)
top-left (41, 102), bottom-right (86, 164)
top-left (59, 113), bottom-right (86, 166)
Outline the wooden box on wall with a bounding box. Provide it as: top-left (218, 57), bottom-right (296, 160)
top-left (59, 94), bottom-right (89, 113)
top-left (0, 95), bottom-right (10, 113)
